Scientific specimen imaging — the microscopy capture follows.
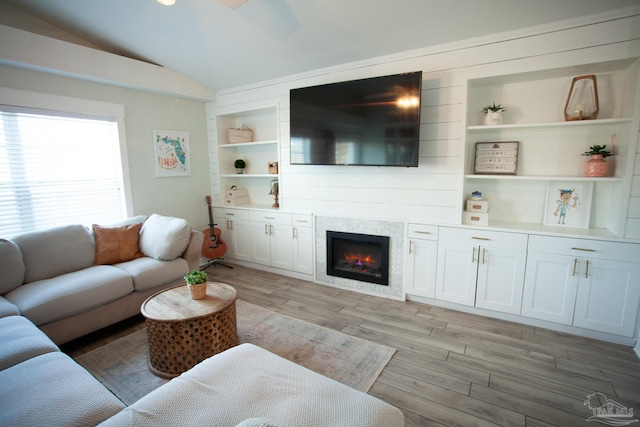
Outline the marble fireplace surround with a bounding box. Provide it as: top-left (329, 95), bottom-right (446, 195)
top-left (315, 216), bottom-right (404, 300)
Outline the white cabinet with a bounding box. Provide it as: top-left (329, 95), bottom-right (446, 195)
top-left (216, 208), bottom-right (252, 262)
top-left (522, 235), bottom-right (640, 337)
top-left (249, 211), bottom-right (294, 270)
top-left (292, 214), bottom-right (313, 275)
top-left (436, 227), bottom-right (527, 314)
top-left (405, 224), bottom-right (438, 298)
top-left (215, 105), bottom-right (280, 209)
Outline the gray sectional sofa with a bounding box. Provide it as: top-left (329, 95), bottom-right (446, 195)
top-left (0, 214), bottom-right (404, 426)
top-left (0, 213), bottom-right (204, 344)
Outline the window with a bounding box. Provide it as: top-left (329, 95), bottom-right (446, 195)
top-left (0, 91), bottom-right (131, 237)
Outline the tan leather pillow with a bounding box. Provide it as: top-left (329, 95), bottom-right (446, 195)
top-left (93, 223), bottom-right (143, 265)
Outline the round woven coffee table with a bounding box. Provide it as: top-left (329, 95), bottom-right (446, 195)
top-left (141, 282), bottom-right (239, 378)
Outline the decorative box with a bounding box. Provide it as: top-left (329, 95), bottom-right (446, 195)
top-left (224, 196), bottom-right (250, 206)
top-left (225, 189), bottom-right (249, 198)
top-left (466, 199), bottom-right (489, 213)
top-left (463, 211), bottom-right (489, 226)
top-left (268, 162), bottom-right (278, 174)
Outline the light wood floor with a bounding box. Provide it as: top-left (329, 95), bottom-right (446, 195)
top-left (62, 263), bottom-right (640, 426)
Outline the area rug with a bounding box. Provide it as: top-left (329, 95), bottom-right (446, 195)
top-left (74, 300), bottom-right (395, 405)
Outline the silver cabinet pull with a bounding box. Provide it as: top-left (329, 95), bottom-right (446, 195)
top-left (472, 236), bottom-right (490, 241)
top-left (482, 248), bottom-right (487, 264)
top-left (264, 216), bottom-right (275, 220)
top-left (226, 213), bottom-right (235, 216)
top-left (295, 219), bottom-right (308, 223)
top-left (471, 247), bottom-right (477, 263)
top-left (293, 227), bottom-right (297, 239)
top-left (264, 224), bottom-right (269, 235)
top-left (572, 258), bottom-right (578, 277)
top-left (408, 240), bottom-right (414, 254)
top-left (270, 225), bottom-right (274, 235)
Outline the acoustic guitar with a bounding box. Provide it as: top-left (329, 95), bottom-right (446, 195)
top-left (202, 195), bottom-right (227, 260)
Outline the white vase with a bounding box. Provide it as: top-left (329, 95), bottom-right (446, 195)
top-left (484, 111), bottom-right (503, 126)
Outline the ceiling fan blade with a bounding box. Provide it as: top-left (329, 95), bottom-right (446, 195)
top-left (219, 0), bottom-right (248, 10)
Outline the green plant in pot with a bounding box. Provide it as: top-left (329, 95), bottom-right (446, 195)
top-left (234, 159), bottom-right (246, 174)
top-left (184, 269), bottom-right (208, 299)
top-left (582, 144), bottom-right (615, 177)
top-left (482, 101), bottom-right (507, 126)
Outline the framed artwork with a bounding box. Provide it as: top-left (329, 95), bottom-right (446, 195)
top-left (474, 141), bottom-right (519, 175)
top-left (153, 130), bottom-right (190, 177)
top-left (543, 181), bottom-right (593, 228)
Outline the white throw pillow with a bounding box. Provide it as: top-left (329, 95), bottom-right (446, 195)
top-left (139, 214), bottom-right (191, 261)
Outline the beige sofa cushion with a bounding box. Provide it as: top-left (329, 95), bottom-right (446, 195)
top-left (0, 239), bottom-right (25, 294)
top-left (11, 224), bottom-right (95, 284)
top-left (0, 315), bottom-right (58, 370)
top-left (139, 214), bottom-right (191, 261)
top-left (0, 352), bottom-right (125, 426)
top-left (4, 265), bottom-right (133, 326)
top-left (93, 223), bottom-right (144, 265)
top-left (114, 257), bottom-right (188, 291)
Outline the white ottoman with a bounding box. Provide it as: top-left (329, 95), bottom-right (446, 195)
top-left (101, 343), bottom-right (404, 427)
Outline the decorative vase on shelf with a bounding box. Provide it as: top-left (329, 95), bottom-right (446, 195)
top-left (483, 111), bottom-right (503, 126)
top-left (236, 168), bottom-right (244, 174)
top-left (584, 154), bottom-right (609, 177)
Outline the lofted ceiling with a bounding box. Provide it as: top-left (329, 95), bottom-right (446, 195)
top-left (1, 0), bottom-right (639, 91)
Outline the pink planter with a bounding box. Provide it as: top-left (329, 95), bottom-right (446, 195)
top-left (584, 154), bottom-right (609, 177)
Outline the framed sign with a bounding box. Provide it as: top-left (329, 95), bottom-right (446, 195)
top-left (153, 130), bottom-right (190, 177)
top-left (474, 141), bottom-right (519, 175)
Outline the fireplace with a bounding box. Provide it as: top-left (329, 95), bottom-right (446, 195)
top-left (326, 231), bottom-right (390, 286)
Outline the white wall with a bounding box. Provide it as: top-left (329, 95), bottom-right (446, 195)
top-left (207, 9), bottom-right (640, 228)
top-left (0, 64), bottom-right (211, 231)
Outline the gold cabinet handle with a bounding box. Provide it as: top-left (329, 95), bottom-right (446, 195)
top-left (572, 258), bottom-right (578, 277)
top-left (408, 240), bottom-right (414, 254)
top-left (415, 230), bottom-right (431, 234)
top-left (472, 247), bottom-right (477, 263)
top-left (264, 224), bottom-right (269, 235)
top-left (571, 247), bottom-right (596, 252)
top-left (482, 248), bottom-right (487, 264)
top-left (264, 216), bottom-right (275, 220)
top-left (293, 227), bottom-right (297, 239)
top-left (472, 237), bottom-right (490, 241)
top-left (585, 259), bottom-right (590, 278)
top-left (270, 224), bottom-right (274, 236)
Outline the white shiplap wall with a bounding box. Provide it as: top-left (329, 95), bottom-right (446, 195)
top-left (207, 9), bottom-right (640, 227)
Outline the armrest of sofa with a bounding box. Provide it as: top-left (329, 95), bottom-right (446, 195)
top-left (181, 230), bottom-right (204, 272)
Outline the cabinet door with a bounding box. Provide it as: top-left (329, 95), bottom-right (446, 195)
top-left (405, 238), bottom-right (437, 298)
top-left (293, 225), bottom-right (313, 275)
top-left (521, 252), bottom-right (578, 325)
top-left (230, 219), bottom-right (252, 262)
top-left (573, 259), bottom-right (640, 336)
top-left (435, 241), bottom-right (477, 306)
top-left (475, 247), bottom-right (526, 315)
top-left (250, 222), bottom-right (271, 266)
top-left (270, 223), bottom-right (294, 271)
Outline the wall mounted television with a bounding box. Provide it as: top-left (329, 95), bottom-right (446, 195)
top-left (290, 71), bottom-right (422, 167)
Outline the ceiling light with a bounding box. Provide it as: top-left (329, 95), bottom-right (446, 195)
top-left (157, 0), bottom-right (176, 6)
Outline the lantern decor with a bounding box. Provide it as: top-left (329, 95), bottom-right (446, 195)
top-left (564, 75), bottom-right (599, 121)
top-left (269, 178), bottom-right (279, 208)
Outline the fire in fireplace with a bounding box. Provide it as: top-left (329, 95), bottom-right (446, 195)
top-left (326, 231), bottom-right (390, 285)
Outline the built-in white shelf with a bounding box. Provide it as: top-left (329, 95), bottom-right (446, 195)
top-left (219, 140), bottom-right (278, 148)
top-left (467, 117), bottom-right (632, 131)
top-left (221, 174), bottom-right (277, 178)
top-left (465, 174), bottom-right (623, 182)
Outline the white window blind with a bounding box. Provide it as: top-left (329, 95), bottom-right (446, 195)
top-left (0, 107), bottom-right (127, 237)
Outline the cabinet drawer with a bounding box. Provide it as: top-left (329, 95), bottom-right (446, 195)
top-left (408, 223), bottom-right (438, 240)
top-left (250, 210), bottom-right (292, 225)
top-left (528, 235), bottom-right (640, 263)
top-left (216, 207), bottom-right (249, 221)
top-left (292, 214), bottom-right (313, 227)
top-left (439, 227), bottom-right (527, 250)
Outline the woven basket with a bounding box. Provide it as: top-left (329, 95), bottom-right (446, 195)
top-left (228, 124), bottom-right (253, 143)
top-left (188, 283), bottom-right (207, 300)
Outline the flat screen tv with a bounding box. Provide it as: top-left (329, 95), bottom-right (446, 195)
top-left (290, 71), bottom-right (422, 167)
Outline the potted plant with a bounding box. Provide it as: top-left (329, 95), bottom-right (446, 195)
top-left (582, 144), bottom-right (615, 177)
top-left (234, 159), bottom-right (246, 174)
top-left (184, 269), bottom-right (208, 300)
top-left (482, 101), bottom-right (507, 125)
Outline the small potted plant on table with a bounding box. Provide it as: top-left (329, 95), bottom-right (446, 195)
top-left (184, 269), bottom-right (208, 300)
top-left (582, 144), bottom-right (614, 177)
top-left (234, 159), bottom-right (246, 174)
top-left (482, 101), bottom-right (507, 125)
